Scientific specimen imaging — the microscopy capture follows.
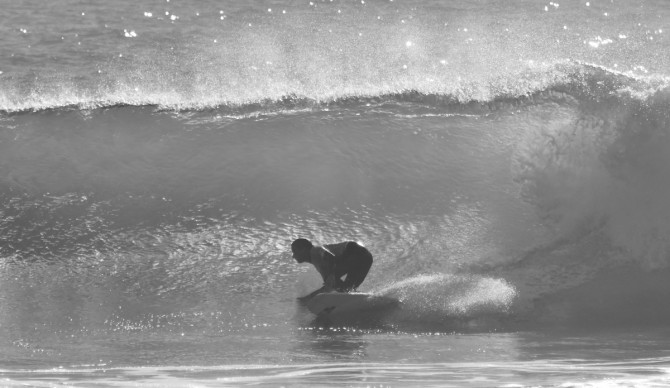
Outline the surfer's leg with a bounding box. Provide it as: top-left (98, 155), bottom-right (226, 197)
top-left (340, 243), bottom-right (373, 291)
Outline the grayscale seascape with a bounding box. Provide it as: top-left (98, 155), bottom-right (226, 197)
top-left (1, 0), bottom-right (670, 386)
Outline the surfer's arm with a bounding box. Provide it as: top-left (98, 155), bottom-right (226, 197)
top-left (298, 275), bottom-right (339, 301)
top-left (297, 247), bottom-right (342, 301)
top-left (298, 285), bottom-right (327, 301)
top-left (323, 273), bottom-right (339, 290)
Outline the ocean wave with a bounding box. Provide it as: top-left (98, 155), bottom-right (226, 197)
top-left (0, 61), bottom-right (667, 115)
top-left (3, 58), bottom-right (670, 329)
top-left (512, 75), bottom-right (670, 269)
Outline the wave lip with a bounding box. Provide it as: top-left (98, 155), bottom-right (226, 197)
top-left (1, 61), bottom-right (667, 115)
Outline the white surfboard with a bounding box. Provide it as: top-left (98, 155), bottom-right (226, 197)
top-left (305, 292), bottom-right (399, 316)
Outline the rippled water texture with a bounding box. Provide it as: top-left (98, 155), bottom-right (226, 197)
top-left (1, 0), bottom-right (670, 386)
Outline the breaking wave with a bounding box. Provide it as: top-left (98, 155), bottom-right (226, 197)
top-left (0, 61), bottom-right (667, 114)
top-left (2, 59), bottom-right (670, 331)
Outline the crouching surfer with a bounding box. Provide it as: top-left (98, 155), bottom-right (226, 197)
top-left (291, 238), bottom-right (373, 301)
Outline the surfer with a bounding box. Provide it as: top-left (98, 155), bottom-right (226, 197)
top-left (291, 238), bottom-right (373, 300)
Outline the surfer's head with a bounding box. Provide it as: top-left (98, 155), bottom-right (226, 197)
top-left (291, 238), bottom-right (312, 263)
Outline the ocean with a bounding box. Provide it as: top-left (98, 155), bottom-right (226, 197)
top-left (1, 0), bottom-right (670, 386)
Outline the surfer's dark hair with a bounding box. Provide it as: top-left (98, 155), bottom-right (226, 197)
top-left (291, 238), bottom-right (312, 251)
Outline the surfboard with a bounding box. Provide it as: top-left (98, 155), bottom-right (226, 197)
top-left (305, 292), bottom-right (399, 316)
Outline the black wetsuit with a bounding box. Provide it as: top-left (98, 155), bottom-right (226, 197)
top-left (309, 241), bottom-right (373, 292)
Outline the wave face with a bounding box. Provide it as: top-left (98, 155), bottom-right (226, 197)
top-left (2, 63), bottom-right (670, 332)
top-left (1, 0), bottom-right (670, 352)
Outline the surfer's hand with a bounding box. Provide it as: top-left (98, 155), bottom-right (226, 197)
top-left (297, 285), bottom-right (327, 302)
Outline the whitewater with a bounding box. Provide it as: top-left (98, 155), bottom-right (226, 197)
top-left (1, 0), bottom-right (670, 386)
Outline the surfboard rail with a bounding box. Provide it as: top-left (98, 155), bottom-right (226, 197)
top-left (305, 292), bottom-right (399, 316)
